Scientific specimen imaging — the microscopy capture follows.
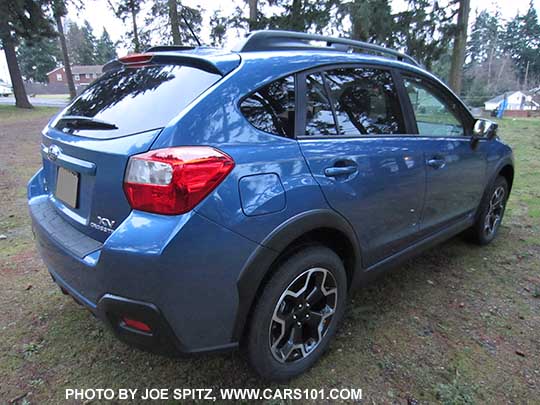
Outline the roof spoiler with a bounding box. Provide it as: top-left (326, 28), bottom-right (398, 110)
top-left (102, 52), bottom-right (240, 76)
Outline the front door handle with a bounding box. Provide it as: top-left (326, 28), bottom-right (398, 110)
top-left (426, 157), bottom-right (446, 169)
top-left (324, 165), bottom-right (358, 177)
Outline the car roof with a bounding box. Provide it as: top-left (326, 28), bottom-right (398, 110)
top-left (112, 30), bottom-right (456, 105)
top-left (114, 30), bottom-right (436, 82)
top-left (139, 47), bottom-right (451, 102)
top-left (145, 47), bottom-right (432, 79)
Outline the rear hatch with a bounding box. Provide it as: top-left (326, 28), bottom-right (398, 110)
top-left (41, 59), bottom-right (224, 243)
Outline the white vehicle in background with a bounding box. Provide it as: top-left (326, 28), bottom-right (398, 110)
top-left (0, 81), bottom-right (13, 96)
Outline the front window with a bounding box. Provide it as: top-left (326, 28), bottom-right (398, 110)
top-left (404, 78), bottom-right (464, 137)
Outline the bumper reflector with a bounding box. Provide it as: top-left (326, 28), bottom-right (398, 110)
top-left (122, 317), bottom-right (152, 333)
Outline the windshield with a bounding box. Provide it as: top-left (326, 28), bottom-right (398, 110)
top-left (52, 64), bottom-right (221, 139)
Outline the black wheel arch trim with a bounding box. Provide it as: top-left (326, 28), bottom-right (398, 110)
top-left (231, 208), bottom-right (363, 342)
top-left (495, 158), bottom-right (514, 191)
top-left (477, 157), bottom-right (514, 219)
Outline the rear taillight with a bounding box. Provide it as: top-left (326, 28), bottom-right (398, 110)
top-left (123, 146), bottom-right (234, 215)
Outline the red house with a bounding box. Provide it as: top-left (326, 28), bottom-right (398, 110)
top-left (47, 65), bottom-right (104, 85)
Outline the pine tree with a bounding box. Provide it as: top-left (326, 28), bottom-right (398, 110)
top-left (17, 37), bottom-right (60, 83)
top-left (267, 0), bottom-right (337, 33)
top-left (146, 1), bottom-right (202, 47)
top-left (336, 0), bottom-right (394, 45)
top-left (503, 1), bottom-right (540, 86)
top-left (210, 11), bottom-right (228, 47)
top-left (461, 10), bottom-right (522, 106)
top-left (467, 10), bottom-right (501, 66)
top-left (394, 0), bottom-right (458, 70)
top-left (95, 29), bottom-right (117, 64)
top-left (108, 0), bottom-right (144, 52)
top-left (78, 21), bottom-right (97, 64)
top-left (0, 0), bottom-right (56, 108)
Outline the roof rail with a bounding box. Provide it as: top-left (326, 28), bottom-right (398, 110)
top-left (233, 30), bottom-right (420, 67)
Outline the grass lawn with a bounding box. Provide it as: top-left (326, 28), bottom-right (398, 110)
top-left (0, 105), bottom-right (59, 124)
top-left (1, 105), bottom-right (539, 404)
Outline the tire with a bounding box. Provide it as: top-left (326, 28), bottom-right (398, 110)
top-left (470, 176), bottom-right (509, 245)
top-left (246, 245), bottom-right (348, 381)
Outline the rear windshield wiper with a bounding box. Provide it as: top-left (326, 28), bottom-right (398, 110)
top-left (56, 115), bottom-right (118, 130)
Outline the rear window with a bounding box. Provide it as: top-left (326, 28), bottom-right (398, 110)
top-left (53, 64), bottom-right (221, 138)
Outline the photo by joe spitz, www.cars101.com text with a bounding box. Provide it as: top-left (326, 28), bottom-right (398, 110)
top-left (28, 30), bottom-right (513, 381)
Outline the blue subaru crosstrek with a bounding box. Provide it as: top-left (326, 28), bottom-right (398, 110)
top-left (28, 30), bottom-right (514, 381)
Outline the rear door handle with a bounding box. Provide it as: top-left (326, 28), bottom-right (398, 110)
top-left (324, 165), bottom-right (358, 177)
top-left (426, 158), bottom-right (446, 169)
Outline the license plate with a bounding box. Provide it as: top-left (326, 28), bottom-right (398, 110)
top-left (56, 167), bottom-right (79, 208)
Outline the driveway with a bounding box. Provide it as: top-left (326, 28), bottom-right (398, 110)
top-left (0, 96), bottom-right (68, 108)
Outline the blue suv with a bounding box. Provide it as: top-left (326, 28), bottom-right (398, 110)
top-left (28, 31), bottom-right (514, 380)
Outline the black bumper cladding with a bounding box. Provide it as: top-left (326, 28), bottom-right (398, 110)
top-left (30, 198), bottom-right (102, 259)
top-left (96, 294), bottom-right (181, 355)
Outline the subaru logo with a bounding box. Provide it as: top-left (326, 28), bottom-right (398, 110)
top-left (47, 145), bottom-right (61, 161)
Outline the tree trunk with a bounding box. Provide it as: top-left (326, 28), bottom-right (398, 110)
top-left (168, 0), bottom-right (181, 44)
top-left (248, 0), bottom-right (258, 31)
top-left (449, 0), bottom-right (470, 95)
top-left (54, 12), bottom-right (77, 99)
top-left (131, 5), bottom-right (140, 52)
top-left (487, 44), bottom-right (494, 89)
top-left (1, 32), bottom-right (32, 109)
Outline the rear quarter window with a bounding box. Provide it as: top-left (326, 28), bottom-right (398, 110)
top-left (54, 64), bottom-right (221, 139)
top-left (239, 75), bottom-right (295, 138)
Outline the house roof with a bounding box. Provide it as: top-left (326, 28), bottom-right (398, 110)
top-left (46, 66), bottom-right (63, 75)
top-left (71, 65), bottom-right (104, 74)
top-left (46, 65), bottom-right (104, 76)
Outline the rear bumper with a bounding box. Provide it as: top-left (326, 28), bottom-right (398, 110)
top-left (51, 269), bottom-right (182, 354)
top-left (28, 169), bottom-right (264, 354)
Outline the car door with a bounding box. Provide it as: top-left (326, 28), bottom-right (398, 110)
top-left (297, 65), bottom-right (426, 267)
top-left (400, 74), bottom-right (488, 235)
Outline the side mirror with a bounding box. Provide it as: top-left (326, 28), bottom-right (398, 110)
top-left (473, 119), bottom-right (498, 140)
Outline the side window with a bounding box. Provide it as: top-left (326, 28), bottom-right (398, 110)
top-left (404, 78), bottom-right (464, 137)
top-left (325, 68), bottom-right (405, 135)
top-left (305, 73), bottom-right (337, 136)
top-left (240, 75), bottom-right (295, 138)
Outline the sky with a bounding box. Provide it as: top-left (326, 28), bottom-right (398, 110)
top-left (1, 0), bottom-right (539, 84)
